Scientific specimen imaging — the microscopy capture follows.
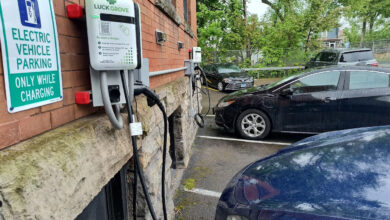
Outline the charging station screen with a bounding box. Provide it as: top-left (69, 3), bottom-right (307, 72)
top-left (100, 14), bottom-right (135, 24)
top-left (86, 0), bottom-right (138, 70)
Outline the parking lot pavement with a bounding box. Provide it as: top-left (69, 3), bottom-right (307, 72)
top-left (174, 88), bottom-right (312, 220)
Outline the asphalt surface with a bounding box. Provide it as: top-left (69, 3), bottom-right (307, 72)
top-left (174, 86), bottom-right (311, 220)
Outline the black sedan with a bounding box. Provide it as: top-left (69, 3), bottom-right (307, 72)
top-left (202, 64), bottom-right (254, 92)
top-left (214, 66), bottom-right (390, 139)
top-left (217, 126), bottom-right (390, 219)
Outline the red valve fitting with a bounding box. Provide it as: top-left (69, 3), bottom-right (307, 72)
top-left (66, 4), bottom-right (84, 19)
top-left (75, 91), bottom-right (91, 104)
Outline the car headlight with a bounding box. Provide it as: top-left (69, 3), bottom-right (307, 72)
top-left (245, 77), bottom-right (254, 82)
top-left (217, 100), bottom-right (235, 108)
top-left (223, 78), bottom-right (233, 83)
top-left (227, 215), bottom-right (249, 220)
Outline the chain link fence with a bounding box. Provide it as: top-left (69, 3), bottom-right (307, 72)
top-left (202, 48), bottom-right (316, 78)
top-left (202, 40), bottom-right (390, 78)
top-left (203, 49), bottom-right (311, 67)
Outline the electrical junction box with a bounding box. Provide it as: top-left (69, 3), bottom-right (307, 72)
top-left (192, 47), bottom-right (202, 63)
top-left (85, 0), bottom-right (142, 70)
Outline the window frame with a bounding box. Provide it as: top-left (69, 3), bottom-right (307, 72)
top-left (344, 70), bottom-right (390, 91)
top-left (183, 0), bottom-right (188, 23)
top-left (276, 70), bottom-right (346, 95)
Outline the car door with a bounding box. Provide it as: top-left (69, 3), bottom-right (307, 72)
top-left (338, 70), bottom-right (390, 129)
top-left (203, 66), bottom-right (216, 87)
top-left (206, 66), bottom-right (220, 87)
top-left (277, 70), bottom-right (344, 133)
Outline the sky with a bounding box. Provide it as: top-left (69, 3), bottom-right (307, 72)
top-left (247, 0), bottom-right (269, 19)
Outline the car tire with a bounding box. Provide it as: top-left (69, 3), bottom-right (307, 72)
top-left (218, 82), bottom-right (225, 92)
top-left (236, 109), bottom-right (271, 140)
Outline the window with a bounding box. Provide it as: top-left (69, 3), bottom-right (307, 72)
top-left (349, 71), bottom-right (390, 90)
top-left (289, 71), bottom-right (341, 94)
top-left (315, 52), bottom-right (337, 62)
top-left (341, 51), bottom-right (374, 62)
top-left (183, 0), bottom-right (188, 23)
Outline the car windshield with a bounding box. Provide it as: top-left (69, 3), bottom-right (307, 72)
top-left (217, 65), bottom-right (241, 73)
top-left (263, 71), bottom-right (307, 89)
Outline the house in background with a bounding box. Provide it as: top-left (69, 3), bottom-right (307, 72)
top-left (319, 28), bottom-right (345, 48)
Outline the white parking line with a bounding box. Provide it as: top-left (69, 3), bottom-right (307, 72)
top-left (184, 187), bottom-right (222, 198)
top-left (197, 135), bottom-right (292, 146)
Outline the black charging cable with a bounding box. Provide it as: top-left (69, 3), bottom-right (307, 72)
top-left (120, 71), bottom-right (158, 220)
top-left (193, 66), bottom-right (211, 128)
top-left (133, 86), bottom-right (168, 220)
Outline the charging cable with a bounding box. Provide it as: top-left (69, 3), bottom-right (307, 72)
top-left (192, 66), bottom-right (211, 128)
top-left (100, 71), bottom-right (124, 129)
top-left (133, 86), bottom-right (169, 220)
top-left (120, 71), bottom-right (158, 220)
top-left (121, 71), bottom-right (169, 220)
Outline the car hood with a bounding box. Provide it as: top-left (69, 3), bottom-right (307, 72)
top-left (237, 126), bottom-right (390, 219)
top-left (219, 86), bottom-right (268, 103)
top-left (221, 71), bottom-right (250, 78)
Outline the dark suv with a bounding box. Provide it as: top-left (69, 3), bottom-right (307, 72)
top-left (306, 48), bottom-right (378, 69)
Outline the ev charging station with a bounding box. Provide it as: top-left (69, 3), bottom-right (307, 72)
top-left (85, 0), bottom-right (142, 129)
top-left (69, 0), bottom-right (204, 218)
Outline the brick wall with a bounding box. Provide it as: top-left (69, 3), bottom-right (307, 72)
top-left (0, 0), bottom-right (197, 150)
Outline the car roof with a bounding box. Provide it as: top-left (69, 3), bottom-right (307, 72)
top-left (269, 66), bottom-right (390, 91)
top-left (321, 48), bottom-right (372, 53)
top-left (308, 66), bottom-right (390, 73)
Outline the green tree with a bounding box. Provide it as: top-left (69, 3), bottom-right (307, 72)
top-left (259, 0), bottom-right (341, 66)
top-left (339, 0), bottom-right (390, 45)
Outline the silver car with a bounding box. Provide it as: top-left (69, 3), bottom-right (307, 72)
top-left (306, 48), bottom-right (379, 69)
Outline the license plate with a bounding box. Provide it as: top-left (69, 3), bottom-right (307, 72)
top-left (241, 83), bottom-right (246, 88)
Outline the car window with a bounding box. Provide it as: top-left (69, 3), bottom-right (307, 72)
top-left (341, 51), bottom-right (374, 62)
top-left (289, 71), bottom-right (341, 94)
top-left (217, 65), bottom-right (241, 74)
top-left (316, 52), bottom-right (337, 62)
top-left (349, 71), bottom-right (390, 90)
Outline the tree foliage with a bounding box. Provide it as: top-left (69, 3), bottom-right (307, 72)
top-left (338, 0), bottom-right (390, 44)
top-left (196, 0), bottom-right (388, 67)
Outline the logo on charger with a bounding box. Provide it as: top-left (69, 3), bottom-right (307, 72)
top-left (106, 0), bottom-right (117, 5)
top-left (17, 0), bottom-right (41, 28)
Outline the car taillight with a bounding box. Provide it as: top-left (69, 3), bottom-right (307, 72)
top-left (371, 62), bottom-right (379, 67)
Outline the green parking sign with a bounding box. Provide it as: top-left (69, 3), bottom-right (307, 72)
top-left (0, 0), bottom-right (62, 113)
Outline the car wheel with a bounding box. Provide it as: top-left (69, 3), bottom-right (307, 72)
top-left (236, 109), bottom-right (271, 140)
top-left (218, 82), bottom-right (224, 92)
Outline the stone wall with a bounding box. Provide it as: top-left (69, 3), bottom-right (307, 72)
top-left (0, 76), bottom-right (200, 219)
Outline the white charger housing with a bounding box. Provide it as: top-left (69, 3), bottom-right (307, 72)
top-left (85, 0), bottom-right (140, 70)
top-left (192, 47), bottom-right (202, 63)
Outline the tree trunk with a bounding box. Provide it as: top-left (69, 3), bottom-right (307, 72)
top-left (305, 27), bottom-right (313, 52)
top-left (360, 19), bottom-right (367, 47)
top-left (242, 0), bottom-right (247, 20)
top-left (262, 0), bottom-right (284, 21)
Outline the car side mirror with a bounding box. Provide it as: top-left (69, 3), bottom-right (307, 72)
top-left (280, 88), bottom-right (293, 96)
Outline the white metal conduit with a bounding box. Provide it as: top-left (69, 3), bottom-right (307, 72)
top-left (149, 67), bottom-right (188, 76)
